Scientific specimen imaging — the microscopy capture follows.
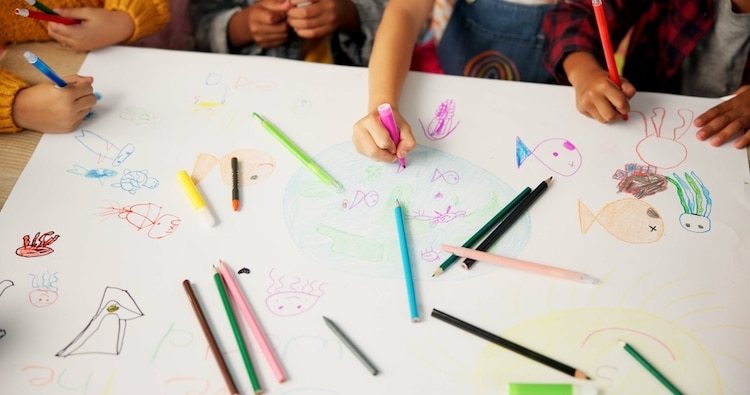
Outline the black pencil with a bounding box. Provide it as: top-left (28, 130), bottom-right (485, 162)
top-left (231, 157), bottom-right (240, 212)
top-left (462, 176), bottom-right (553, 270)
top-left (431, 308), bottom-right (589, 380)
top-left (182, 279), bottom-right (240, 395)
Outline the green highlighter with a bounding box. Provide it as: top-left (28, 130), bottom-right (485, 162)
top-left (507, 383), bottom-right (599, 395)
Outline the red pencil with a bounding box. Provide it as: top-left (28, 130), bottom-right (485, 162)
top-left (14, 8), bottom-right (80, 25)
top-left (591, 0), bottom-right (628, 121)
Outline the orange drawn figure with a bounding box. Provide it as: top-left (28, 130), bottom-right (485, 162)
top-left (16, 231), bottom-right (60, 258)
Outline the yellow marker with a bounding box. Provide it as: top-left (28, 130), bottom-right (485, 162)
top-left (176, 170), bottom-right (216, 227)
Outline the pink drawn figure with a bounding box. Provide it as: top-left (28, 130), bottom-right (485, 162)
top-left (28, 271), bottom-right (60, 308)
top-left (16, 231), bottom-right (60, 257)
top-left (408, 205), bottom-right (467, 226)
top-left (265, 269), bottom-right (326, 317)
top-left (419, 99), bottom-right (459, 140)
top-left (633, 107), bottom-right (693, 170)
top-left (98, 202), bottom-right (180, 239)
top-left (516, 136), bottom-right (582, 176)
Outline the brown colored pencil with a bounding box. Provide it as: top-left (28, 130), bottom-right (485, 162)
top-left (182, 279), bottom-right (239, 395)
top-left (431, 308), bottom-right (589, 380)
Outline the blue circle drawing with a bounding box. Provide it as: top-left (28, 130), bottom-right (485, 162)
top-left (282, 143), bottom-right (531, 280)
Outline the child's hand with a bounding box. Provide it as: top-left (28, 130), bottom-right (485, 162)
top-left (287, 0), bottom-right (358, 39)
top-left (695, 85), bottom-right (750, 149)
top-left (564, 52), bottom-right (635, 123)
top-left (12, 75), bottom-right (97, 133)
top-left (230, 0), bottom-right (289, 49)
top-left (352, 108), bottom-right (416, 163)
top-left (47, 8), bottom-right (135, 51)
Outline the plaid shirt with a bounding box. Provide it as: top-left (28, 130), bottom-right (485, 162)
top-left (543, 0), bottom-right (750, 94)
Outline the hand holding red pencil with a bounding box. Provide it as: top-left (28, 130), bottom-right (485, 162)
top-left (562, 2), bottom-right (635, 124)
top-left (45, 8), bottom-right (136, 51)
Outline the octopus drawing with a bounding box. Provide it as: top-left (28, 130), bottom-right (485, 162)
top-left (666, 171), bottom-right (712, 233)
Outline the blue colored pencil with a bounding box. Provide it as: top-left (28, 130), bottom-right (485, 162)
top-left (394, 200), bottom-right (419, 322)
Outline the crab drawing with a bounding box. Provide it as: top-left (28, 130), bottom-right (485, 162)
top-left (16, 231), bottom-right (60, 258)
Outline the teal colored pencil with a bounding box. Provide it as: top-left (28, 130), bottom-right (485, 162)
top-left (213, 269), bottom-right (262, 394)
top-left (432, 186), bottom-right (532, 277)
top-left (619, 340), bottom-right (682, 395)
top-left (25, 0), bottom-right (59, 15)
top-left (395, 200), bottom-right (419, 322)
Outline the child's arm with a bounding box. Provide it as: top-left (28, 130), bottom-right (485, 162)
top-left (695, 85), bottom-right (750, 149)
top-left (562, 51), bottom-right (635, 123)
top-left (8, 74), bottom-right (97, 133)
top-left (352, 0), bottom-right (430, 162)
top-left (48, 0), bottom-right (170, 51)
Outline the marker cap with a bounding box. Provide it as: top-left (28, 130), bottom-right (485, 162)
top-left (505, 383), bottom-right (599, 395)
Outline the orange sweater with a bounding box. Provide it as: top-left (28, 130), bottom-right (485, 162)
top-left (1, 0), bottom-right (169, 133)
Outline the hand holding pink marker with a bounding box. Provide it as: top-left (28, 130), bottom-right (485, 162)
top-left (377, 103), bottom-right (406, 168)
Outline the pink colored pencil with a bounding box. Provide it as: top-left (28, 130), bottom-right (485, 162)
top-left (217, 260), bottom-right (287, 382)
top-left (440, 244), bottom-right (600, 284)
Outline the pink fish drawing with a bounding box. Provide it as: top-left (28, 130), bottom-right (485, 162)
top-left (516, 136), bottom-right (582, 176)
top-left (578, 198), bottom-right (664, 243)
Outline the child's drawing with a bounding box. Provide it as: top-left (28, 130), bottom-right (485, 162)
top-left (56, 286), bottom-right (144, 357)
top-left (15, 231), bottom-right (60, 258)
top-left (112, 169), bottom-right (160, 195)
top-left (407, 205), bottom-right (467, 227)
top-left (632, 107), bottom-right (693, 170)
top-left (238, 267), bottom-right (251, 275)
top-left (28, 271), bottom-right (59, 308)
top-left (191, 72), bottom-right (227, 115)
top-left (265, 269), bottom-right (326, 317)
top-left (98, 202), bottom-right (180, 239)
top-left (75, 130), bottom-right (135, 167)
top-left (66, 165), bottom-right (118, 185)
top-left (667, 171), bottom-right (712, 233)
top-left (419, 99), bottom-right (459, 140)
top-left (0, 280), bottom-right (14, 298)
top-left (432, 168), bottom-right (460, 185)
top-left (234, 76), bottom-right (277, 91)
top-left (343, 189), bottom-right (379, 210)
top-left (192, 149), bottom-right (276, 186)
top-left (612, 163), bottom-right (669, 199)
top-left (578, 198), bottom-right (664, 243)
top-left (119, 106), bottom-right (162, 126)
top-left (283, 143), bottom-right (530, 279)
top-left (516, 136), bottom-right (582, 176)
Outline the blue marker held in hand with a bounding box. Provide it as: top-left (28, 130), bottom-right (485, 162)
top-left (23, 51), bottom-right (67, 87)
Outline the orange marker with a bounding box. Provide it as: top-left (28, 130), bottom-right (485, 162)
top-left (592, 0), bottom-right (628, 121)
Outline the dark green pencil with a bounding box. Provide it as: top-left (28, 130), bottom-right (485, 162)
top-left (432, 186), bottom-right (531, 277)
top-left (619, 340), bottom-right (682, 395)
top-left (213, 268), bottom-right (263, 394)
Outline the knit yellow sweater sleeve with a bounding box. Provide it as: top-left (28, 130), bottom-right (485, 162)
top-left (0, 69), bottom-right (29, 134)
top-left (104, 0), bottom-right (170, 43)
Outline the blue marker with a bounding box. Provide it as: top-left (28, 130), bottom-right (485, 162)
top-left (23, 51), bottom-right (67, 87)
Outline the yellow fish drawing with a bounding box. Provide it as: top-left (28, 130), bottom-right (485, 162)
top-left (578, 198), bottom-right (664, 243)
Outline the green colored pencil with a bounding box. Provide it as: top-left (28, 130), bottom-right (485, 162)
top-left (432, 186), bottom-right (532, 277)
top-left (213, 269), bottom-right (263, 394)
top-left (619, 340), bottom-right (682, 395)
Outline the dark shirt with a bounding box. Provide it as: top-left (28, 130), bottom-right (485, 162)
top-left (543, 0), bottom-right (750, 94)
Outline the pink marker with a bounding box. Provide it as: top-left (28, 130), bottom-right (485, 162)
top-left (377, 103), bottom-right (406, 168)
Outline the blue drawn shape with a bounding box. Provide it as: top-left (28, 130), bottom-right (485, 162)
top-left (667, 171), bottom-right (712, 233)
top-left (67, 164), bottom-right (118, 185)
top-left (282, 143), bottom-right (529, 280)
top-left (83, 92), bottom-right (102, 120)
top-left (516, 136), bottom-right (582, 177)
top-left (74, 130), bottom-right (135, 166)
top-left (113, 169), bottom-right (159, 195)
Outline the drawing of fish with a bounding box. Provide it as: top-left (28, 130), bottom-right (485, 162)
top-left (578, 198), bottom-right (664, 243)
top-left (516, 136), bottom-right (582, 176)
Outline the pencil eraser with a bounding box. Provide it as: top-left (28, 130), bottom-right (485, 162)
top-left (196, 206), bottom-right (216, 227)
